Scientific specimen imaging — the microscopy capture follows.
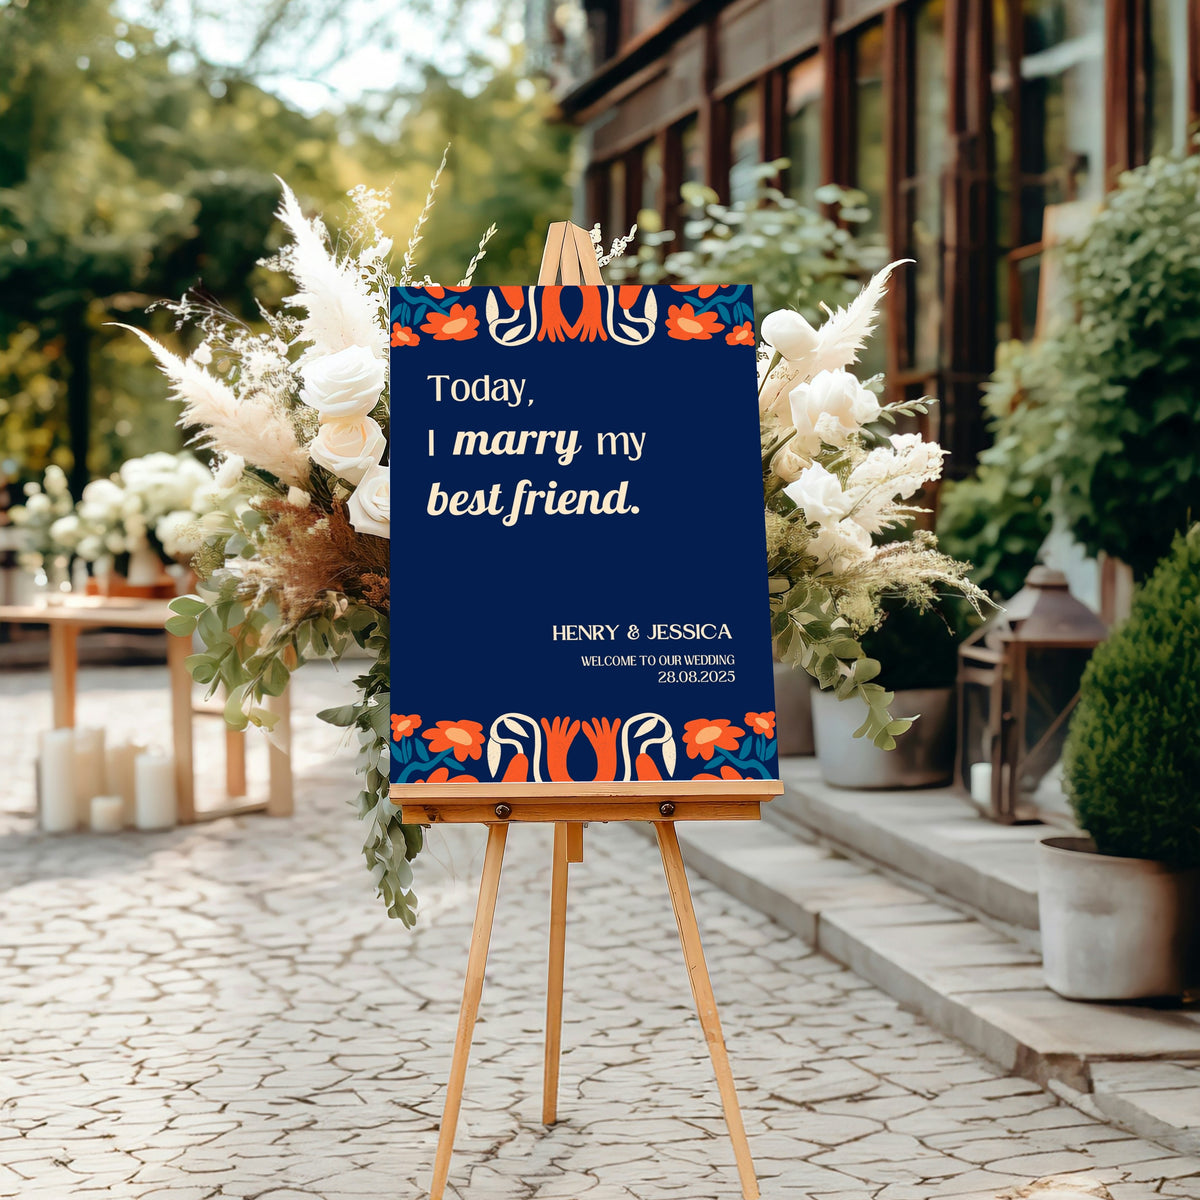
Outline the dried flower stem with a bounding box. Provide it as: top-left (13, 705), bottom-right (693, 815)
top-left (400, 145), bottom-right (449, 286)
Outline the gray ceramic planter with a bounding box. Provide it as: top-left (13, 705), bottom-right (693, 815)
top-left (811, 685), bottom-right (954, 789)
top-left (1038, 835), bottom-right (1200, 1001)
top-left (772, 661), bottom-right (814, 756)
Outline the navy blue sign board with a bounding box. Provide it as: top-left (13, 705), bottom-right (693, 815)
top-left (387, 282), bottom-right (780, 791)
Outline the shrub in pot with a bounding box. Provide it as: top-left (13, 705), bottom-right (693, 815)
top-left (1040, 527), bottom-right (1200, 1000)
top-left (812, 600), bottom-right (959, 789)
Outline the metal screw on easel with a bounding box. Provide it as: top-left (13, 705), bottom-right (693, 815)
top-left (659, 802), bottom-right (675, 816)
top-left (494, 803), bottom-right (512, 820)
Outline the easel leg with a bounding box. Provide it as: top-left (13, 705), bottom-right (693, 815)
top-left (430, 823), bottom-right (508, 1200)
top-left (543, 822), bottom-right (570, 1124)
top-left (655, 821), bottom-right (760, 1200)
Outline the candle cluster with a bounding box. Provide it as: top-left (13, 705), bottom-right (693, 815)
top-left (38, 728), bottom-right (176, 833)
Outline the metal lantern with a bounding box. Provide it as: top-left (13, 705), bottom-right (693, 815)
top-left (956, 567), bottom-right (1108, 823)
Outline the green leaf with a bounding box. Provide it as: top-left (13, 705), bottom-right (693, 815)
top-left (318, 703), bottom-right (360, 727)
top-left (164, 614), bottom-right (197, 638)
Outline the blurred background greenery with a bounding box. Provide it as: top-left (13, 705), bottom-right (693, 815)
top-left (0, 0), bottom-right (575, 491)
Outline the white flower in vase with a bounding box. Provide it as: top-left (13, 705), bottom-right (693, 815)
top-left (761, 309), bottom-right (820, 364)
top-left (788, 369), bottom-right (881, 456)
top-left (347, 463), bottom-right (390, 539)
top-left (310, 415), bottom-right (386, 484)
top-left (783, 462), bottom-right (853, 527)
top-left (300, 345), bottom-right (386, 421)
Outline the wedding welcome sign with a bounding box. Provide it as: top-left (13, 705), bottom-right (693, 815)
top-left (388, 282), bottom-right (779, 789)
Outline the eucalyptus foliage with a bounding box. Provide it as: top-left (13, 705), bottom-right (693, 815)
top-left (1063, 526), bottom-right (1200, 866)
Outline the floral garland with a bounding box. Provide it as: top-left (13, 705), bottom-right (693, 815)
top-left (133, 175), bottom-right (982, 927)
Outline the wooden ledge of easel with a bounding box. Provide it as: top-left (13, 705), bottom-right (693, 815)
top-left (390, 779), bottom-right (783, 825)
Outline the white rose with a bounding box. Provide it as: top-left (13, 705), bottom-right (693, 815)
top-left (300, 346), bottom-right (385, 422)
top-left (809, 518), bottom-right (873, 573)
top-left (25, 493), bottom-right (52, 517)
top-left (22, 481), bottom-right (40, 497)
top-left (347, 463), bottom-right (390, 540)
top-left (789, 369), bottom-right (882, 453)
top-left (761, 309), bottom-right (820, 364)
top-left (43, 465), bottom-right (69, 495)
top-left (49, 514), bottom-right (80, 547)
top-left (782, 463), bottom-right (853, 527)
top-left (309, 415), bottom-right (386, 485)
top-left (213, 454), bottom-right (245, 490)
top-left (155, 510), bottom-right (200, 559)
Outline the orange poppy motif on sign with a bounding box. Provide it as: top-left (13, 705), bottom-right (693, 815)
top-left (725, 321), bottom-right (755, 347)
top-left (391, 714), bottom-right (421, 740)
top-left (421, 303), bottom-right (479, 341)
top-left (745, 711), bottom-right (776, 737)
top-left (423, 719), bottom-right (486, 761)
top-left (666, 303), bottom-right (724, 341)
top-left (391, 324), bottom-right (419, 348)
top-left (682, 718), bottom-right (745, 760)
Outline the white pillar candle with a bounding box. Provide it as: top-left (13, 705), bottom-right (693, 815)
top-left (73, 727), bottom-right (106, 825)
top-left (40, 728), bottom-right (79, 833)
top-left (105, 741), bottom-right (144, 827)
top-left (90, 794), bottom-right (124, 834)
top-left (970, 761), bottom-right (993, 806)
top-left (134, 753), bottom-right (176, 831)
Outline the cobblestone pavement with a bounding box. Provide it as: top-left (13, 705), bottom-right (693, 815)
top-left (2, 663), bottom-right (1199, 1200)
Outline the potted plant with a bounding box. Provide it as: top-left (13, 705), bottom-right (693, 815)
top-left (1039, 527), bottom-right (1200, 1000)
top-left (812, 599), bottom-right (959, 789)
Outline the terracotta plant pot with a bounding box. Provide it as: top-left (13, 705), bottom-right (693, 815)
top-left (811, 685), bottom-right (954, 789)
top-left (1038, 835), bottom-right (1200, 1001)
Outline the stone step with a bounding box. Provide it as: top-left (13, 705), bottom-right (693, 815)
top-left (661, 813), bottom-right (1200, 1159)
top-left (771, 757), bottom-right (1048, 931)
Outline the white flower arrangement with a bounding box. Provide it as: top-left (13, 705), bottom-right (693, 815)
top-left (9, 465), bottom-right (77, 568)
top-left (129, 170), bottom-right (983, 926)
top-left (68, 451), bottom-right (215, 569)
top-left (757, 267), bottom-right (987, 746)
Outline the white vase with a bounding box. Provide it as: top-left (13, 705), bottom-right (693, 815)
top-left (126, 543), bottom-right (163, 586)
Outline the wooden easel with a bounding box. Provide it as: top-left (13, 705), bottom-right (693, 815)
top-left (394, 224), bottom-right (784, 1200)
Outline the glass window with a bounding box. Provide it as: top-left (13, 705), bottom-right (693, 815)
top-left (786, 55), bottom-right (824, 208)
top-left (677, 115), bottom-right (704, 249)
top-left (1150, 0), bottom-right (1190, 157)
top-left (629, 0), bottom-right (678, 40)
top-left (854, 21), bottom-right (887, 245)
top-left (640, 139), bottom-right (663, 218)
top-left (607, 158), bottom-right (626, 235)
top-left (994, 0), bottom-right (1105, 341)
top-left (728, 86), bottom-right (762, 206)
top-left (910, 0), bottom-right (948, 371)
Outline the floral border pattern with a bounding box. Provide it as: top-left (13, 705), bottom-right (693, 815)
top-left (389, 285), bottom-right (753, 349)
top-left (390, 711), bottom-right (776, 784)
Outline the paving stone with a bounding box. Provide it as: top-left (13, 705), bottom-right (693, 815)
top-left (0, 662), bottom-right (1198, 1198)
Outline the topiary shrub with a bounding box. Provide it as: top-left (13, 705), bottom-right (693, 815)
top-left (1063, 526), bottom-right (1200, 866)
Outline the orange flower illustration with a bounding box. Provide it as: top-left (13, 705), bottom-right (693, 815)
top-left (421, 303), bottom-right (479, 341)
top-left (391, 323), bottom-right (419, 348)
top-left (618, 285), bottom-right (643, 309)
top-left (725, 321), bottom-right (755, 347)
top-left (423, 719), bottom-right (485, 761)
top-left (419, 766), bottom-right (478, 783)
top-left (498, 285), bottom-right (525, 310)
top-left (745, 711), bottom-right (776, 738)
top-left (683, 718), bottom-right (744, 760)
top-left (666, 303), bottom-right (724, 341)
top-left (694, 765), bottom-right (746, 781)
top-left (391, 713), bottom-right (421, 740)
top-left (671, 284), bottom-right (720, 298)
top-left (410, 285), bottom-right (469, 299)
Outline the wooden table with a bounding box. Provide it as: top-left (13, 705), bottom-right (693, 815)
top-left (0, 596), bottom-right (291, 823)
